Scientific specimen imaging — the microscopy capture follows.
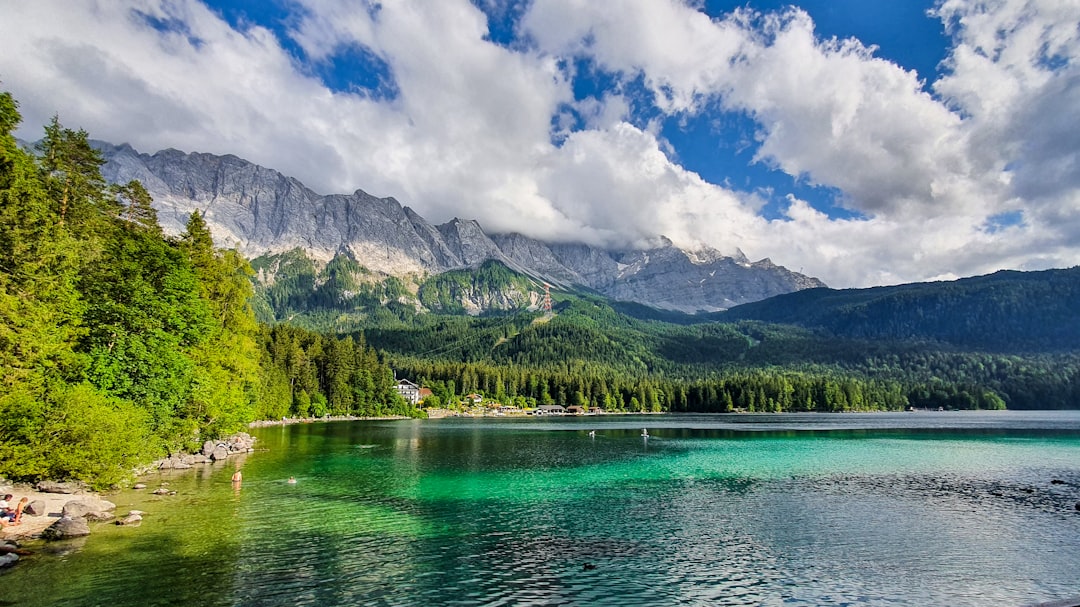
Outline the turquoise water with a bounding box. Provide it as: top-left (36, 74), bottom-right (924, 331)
top-left (4, 412), bottom-right (1080, 606)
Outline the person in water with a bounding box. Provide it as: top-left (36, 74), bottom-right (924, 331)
top-left (231, 469), bottom-right (243, 483)
top-left (287, 477), bottom-right (297, 484)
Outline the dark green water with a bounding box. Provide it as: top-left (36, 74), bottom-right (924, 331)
top-left (4, 412), bottom-right (1080, 606)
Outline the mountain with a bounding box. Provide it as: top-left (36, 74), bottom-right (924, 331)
top-left (96, 142), bottom-right (824, 312)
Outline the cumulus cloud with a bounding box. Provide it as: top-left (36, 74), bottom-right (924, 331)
top-left (0, 0), bottom-right (1078, 288)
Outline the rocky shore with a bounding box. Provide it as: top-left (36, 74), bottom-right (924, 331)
top-left (0, 431), bottom-right (257, 570)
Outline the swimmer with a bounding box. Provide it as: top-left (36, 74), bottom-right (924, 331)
top-left (287, 476), bottom-right (297, 484)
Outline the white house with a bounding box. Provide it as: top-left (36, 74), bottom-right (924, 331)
top-left (394, 379), bottom-right (421, 405)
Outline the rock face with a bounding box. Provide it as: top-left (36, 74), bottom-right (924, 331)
top-left (97, 143), bottom-right (826, 312)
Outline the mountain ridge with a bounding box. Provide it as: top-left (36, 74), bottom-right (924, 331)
top-left (95, 141), bottom-right (824, 313)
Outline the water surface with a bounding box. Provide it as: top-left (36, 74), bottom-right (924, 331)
top-left (4, 411), bottom-right (1080, 606)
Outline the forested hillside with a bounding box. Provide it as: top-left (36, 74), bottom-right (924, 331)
top-left (363, 293), bottom-right (1078, 412)
top-left (716, 269), bottom-right (1080, 351)
top-left (0, 92), bottom-right (418, 488)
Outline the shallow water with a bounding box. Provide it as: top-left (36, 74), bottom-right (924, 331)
top-left (4, 411), bottom-right (1080, 606)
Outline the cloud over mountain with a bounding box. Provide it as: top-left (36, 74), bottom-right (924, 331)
top-left (1, 0), bottom-right (1077, 287)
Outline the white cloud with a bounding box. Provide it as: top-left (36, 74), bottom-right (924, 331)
top-left (0, 0), bottom-right (1078, 288)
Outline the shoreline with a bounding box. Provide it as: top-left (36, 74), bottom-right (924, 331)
top-left (248, 414), bottom-right (410, 428)
top-left (0, 484), bottom-right (94, 542)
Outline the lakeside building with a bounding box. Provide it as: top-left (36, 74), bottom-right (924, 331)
top-left (394, 379), bottom-right (421, 405)
top-left (534, 405), bottom-right (566, 415)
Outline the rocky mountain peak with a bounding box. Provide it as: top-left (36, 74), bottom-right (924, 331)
top-left (97, 143), bottom-right (826, 312)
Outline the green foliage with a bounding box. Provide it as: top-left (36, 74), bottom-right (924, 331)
top-left (258, 324), bottom-right (423, 419)
top-left (0, 93), bottom-right (417, 487)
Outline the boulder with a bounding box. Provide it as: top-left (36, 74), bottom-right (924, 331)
top-left (116, 513), bottom-right (143, 526)
top-left (24, 499), bottom-right (47, 516)
top-left (210, 447), bottom-right (229, 462)
top-left (0, 553), bottom-right (17, 568)
top-left (189, 454), bottom-right (209, 464)
top-left (152, 488), bottom-right (172, 495)
top-left (62, 498), bottom-right (116, 518)
top-left (84, 511), bottom-right (115, 523)
top-left (132, 483), bottom-right (147, 490)
top-left (202, 440), bottom-right (216, 456)
top-left (36, 480), bottom-right (84, 494)
top-left (41, 516), bottom-right (91, 541)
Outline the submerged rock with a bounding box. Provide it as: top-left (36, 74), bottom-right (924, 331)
top-left (116, 513), bottom-right (143, 526)
top-left (84, 511), bottom-right (115, 523)
top-left (0, 552), bottom-right (18, 568)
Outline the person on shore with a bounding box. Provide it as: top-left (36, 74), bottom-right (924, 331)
top-left (1, 498), bottom-right (27, 527)
top-left (0, 494), bottom-right (11, 515)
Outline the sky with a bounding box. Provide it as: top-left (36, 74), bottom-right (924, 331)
top-left (1, 0), bottom-right (1078, 288)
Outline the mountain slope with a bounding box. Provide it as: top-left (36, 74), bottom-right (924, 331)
top-left (717, 267), bottom-right (1080, 351)
top-left (96, 142), bottom-right (824, 312)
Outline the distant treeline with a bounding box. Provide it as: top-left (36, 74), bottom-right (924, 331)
top-left (0, 92), bottom-right (417, 488)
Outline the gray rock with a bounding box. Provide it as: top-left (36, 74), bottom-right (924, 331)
top-left (132, 483), bottom-right (147, 490)
top-left (0, 552), bottom-right (17, 568)
top-left (36, 481), bottom-right (84, 494)
top-left (210, 447), bottom-right (230, 462)
top-left (152, 488), bottom-right (171, 495)
top-left (24, 499), bottom-right (47, 516)
top-left (62, 498), bottom-right (116, 518)
top-left (116, 513), bottom-right (143, 526)
top-left (84, 511), bottom-right (116, 523)
top-left (41, 516), bottom-right (91, 541)
top-left (202, 440), bottom-right (216, 456)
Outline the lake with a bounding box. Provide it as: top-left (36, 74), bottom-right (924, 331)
top-left (4, 411), bottom-right (1080, 606)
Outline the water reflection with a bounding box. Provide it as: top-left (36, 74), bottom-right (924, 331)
top-left (3, 413), bottom-right (1080, 606)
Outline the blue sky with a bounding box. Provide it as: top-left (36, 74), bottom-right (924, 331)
top-left (1, 0), bottom-right (1078, 287)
